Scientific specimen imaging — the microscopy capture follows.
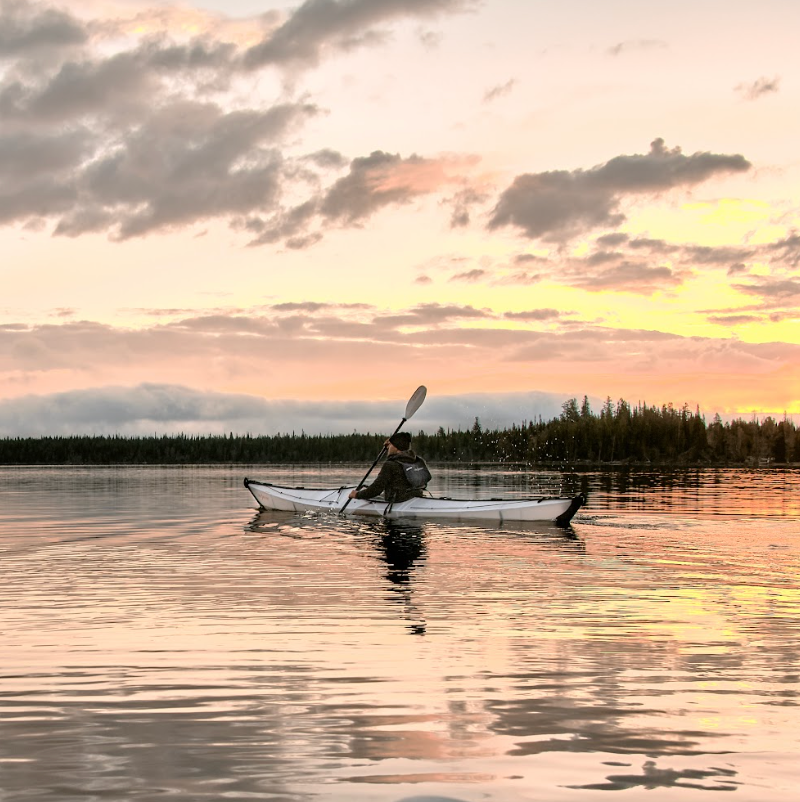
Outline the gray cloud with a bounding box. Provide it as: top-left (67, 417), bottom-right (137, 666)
top-left (4, 50), bottom-right (158, 123)
top-left (571, 261), bottom-right (680, 293)
top-left (449, 268), bottom-right (487, 282)
top-left (0, 382), bottom-right (571, 437)
top-left (496, 270), bottom-right (543, 285)
top-left (374, 302), bottom-right (491, 327)
top-left (58, 103), bottom-right (315, 239)
top-left (0, 128), bottom-right (91, 222)
top-left (503, 309), bottom-right (562, 322)
top-left (0, 0), bottom-right (86, 57)
top-left (735, 76), bottom-right (780, 101)
top-left (727, 263), bottom-right (748, 276)
top-left (303, 148), bottom-right (348, 169)
top-left (4, 305), bottom-right (798, 379)
top-left (447, 186), bottom-right (487, 228)
top-left (766, 233), bottom-right (800, 267)
top-left (0, 0), bottom-right (475, 245)
top-left (707, 314), bottom-right (762, 326)
top-left (486, 232), bottom-right (796, 297)
top-left (2, 308), bottom-right (799, 430)
top-left (489, 139), bottom-right (751, 241)
top-left (506, 326), bottom-right (800, 378)
top-left (596, 232), bottom-right (629, 247)
top-left (483, 78), bottom-right (516, 103)
top-left (0, 304), bottom-right (508, 384)
top-left (607, 39), bottom-right (667, 57)
top-left (242, 0), bottom-right (476, 69)
top-left (683, 244), bottom-right (756, 265)
top-left (731, 277), bottom-right (800, 303)
top-left (319, 150), bottom-right (460, 225)
top-left (0, 383), bottom-right (268, 436)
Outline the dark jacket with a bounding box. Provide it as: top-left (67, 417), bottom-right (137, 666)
top-left (355, 449), bottom-right (426, 503)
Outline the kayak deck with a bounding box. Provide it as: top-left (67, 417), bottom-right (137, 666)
top-left (243, 478), bottom-right (584, 524)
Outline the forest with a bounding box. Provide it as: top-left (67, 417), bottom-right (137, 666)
top-left (1, 396), bottom-right (798, 466)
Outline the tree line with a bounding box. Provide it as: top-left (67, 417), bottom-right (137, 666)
top-left (1, 396), bottom-right (798, 466)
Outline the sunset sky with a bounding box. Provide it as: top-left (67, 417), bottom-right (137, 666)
top-left (2, 0), bottom-right (799, 436)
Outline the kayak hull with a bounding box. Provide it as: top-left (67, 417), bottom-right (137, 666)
top-left (243, 478), bottom-right (584, 524)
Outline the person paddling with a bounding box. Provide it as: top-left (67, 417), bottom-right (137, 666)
top-left (348, 432), bottom-right (431, 504)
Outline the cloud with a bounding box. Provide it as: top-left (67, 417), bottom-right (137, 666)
top-left (569, 260), bottom-right (682, 295)
top-left (319, 150), bottom-right (467, 224)
top-left (447, 186), bottom-right (487, 228)
top-left (242, 0), bottom-right (476, 69)
top-left (2, 305), bottom-right (797, 376)
top-left (607, 39), bottom-right (667, 57)
top-left (561, 253), bottom-right (682, 295)
top-left (0, 128), bottom-right (91, 222)
top-left (503, 309), bottom-right (562, 322)
top-left (449, 268), bottom-right (487, 282)
top-left (0, 0), bottom-right (476, 245)
top-left (766, 232), bottom-right (800, 267)
top-left (0, 0), bottom-right (87, 57)
top-left (731, 277), bottom-right (800, 303)
top-left (0, 382), bottom-right (572, 437)
top-left (727, 263), bottom-right (748, 276)
top-left (735, 76), bottom-right (780, 101)
top-left (486, 231), bottom-right (797, 297)
top-left (596, 232), bottom-right (629, 247)
top-left (246, 147), bottom-right (481, 244)
top-left (56, 102), bottom-right (315, 239)
top-left (488, 138), bottom-right (751, 241)
top-left (707, 314), bottom-right (762, 326)
top-left (495, 270), bottom-right (543, 285)
top-left (482, 78), bottom-right (516, 103)
top-left (0, 383), bottom-right (269, 436)
top-left (2, 306), bottom-right (799, 425)
top-left (373, 302), bottom-right (491, 327)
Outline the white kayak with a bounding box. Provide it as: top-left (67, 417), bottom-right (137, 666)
top-left (244, 478), bottom-right (584, 524)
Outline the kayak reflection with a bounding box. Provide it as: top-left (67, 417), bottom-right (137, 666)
top-left (364, 517), bottom-right (428, 636)
top-left (245, 510), bottom-right (585, 637)
top-left (373, 518), bottom-right (427, 584)
top-left (245, 509), bottom-right (429, 635)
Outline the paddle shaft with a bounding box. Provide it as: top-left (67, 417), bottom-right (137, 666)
top-left (339, 417), bottom-right (407, 514)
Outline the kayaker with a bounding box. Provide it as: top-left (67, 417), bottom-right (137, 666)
top-left (348, 432), bottom-right (431, 503)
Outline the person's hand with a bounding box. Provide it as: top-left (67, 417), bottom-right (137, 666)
top-left (348, 490), bottom-right (357, 499)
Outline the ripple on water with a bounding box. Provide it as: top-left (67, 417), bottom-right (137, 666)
top-left (0, 465), bottom-right (798, 801)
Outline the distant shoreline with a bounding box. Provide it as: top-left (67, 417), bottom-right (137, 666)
top-left (1, 459), bottom-right (797, 469)
top-left (2, 401), bottom-right (797, 466)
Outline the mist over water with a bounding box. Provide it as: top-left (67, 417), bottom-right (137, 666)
top-left (1, 465), bottom-right (798, 801)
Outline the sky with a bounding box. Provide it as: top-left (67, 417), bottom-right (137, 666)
top-left (1, 0), bottom-right (799, 437)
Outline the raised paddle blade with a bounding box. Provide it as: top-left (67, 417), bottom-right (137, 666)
top-left (404, 385), bottom-right (427, 421)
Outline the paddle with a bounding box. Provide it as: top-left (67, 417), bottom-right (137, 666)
top-left (339, 385), bottom-right (427, 514)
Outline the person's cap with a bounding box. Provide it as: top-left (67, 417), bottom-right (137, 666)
top-left (389, 432), bottom-right (412, 450)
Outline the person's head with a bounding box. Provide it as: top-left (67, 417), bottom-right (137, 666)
top-left (386, 431), bottom-right (412, 453)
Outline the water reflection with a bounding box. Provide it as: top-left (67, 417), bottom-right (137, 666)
top-left (370, 518), bottom-right (427, 635)
top-left (568, 760), bottom-right (740, 792)
top-left (2, 466), bottom-right (799, 802)
top-left (248, 511), bottom-right (430, 635)
top-left (374, 518), bottom-right (427, 584)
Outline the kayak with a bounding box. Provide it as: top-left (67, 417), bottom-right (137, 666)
top-left (243, 478), bottom-right (584, 524)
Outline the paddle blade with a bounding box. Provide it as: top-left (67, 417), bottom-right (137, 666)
top-left (404, 385), bottom-right (427, 420)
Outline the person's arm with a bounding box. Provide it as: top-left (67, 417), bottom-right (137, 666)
top-left (352, 463), bottom-right (391, 499)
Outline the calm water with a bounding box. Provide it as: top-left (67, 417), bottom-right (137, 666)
top-left (1, 464), bottom-right (798, 802)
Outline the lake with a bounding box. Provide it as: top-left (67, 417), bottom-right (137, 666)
top-left (0, 464), bottom-right (798, 801)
